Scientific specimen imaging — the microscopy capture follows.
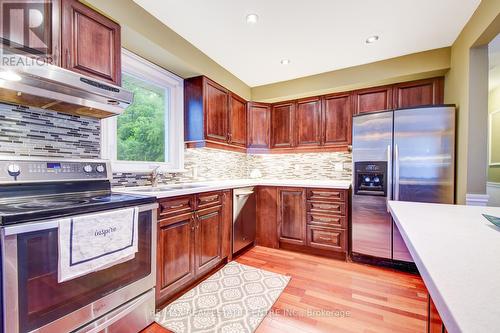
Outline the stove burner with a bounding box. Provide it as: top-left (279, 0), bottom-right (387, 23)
top-left (14, 199), bottom-right (91, 210)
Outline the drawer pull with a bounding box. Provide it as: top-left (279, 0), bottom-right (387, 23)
top-left (315, 216), bottom-right (339, 222)
top-left (200, 196), bottom-right (219, 203)
top-left (318, 236), bottom-right (332, 241)
top-left (315, 204), bottom-right (339, 210)
top-left (168, 204), bottom-right (186, 209)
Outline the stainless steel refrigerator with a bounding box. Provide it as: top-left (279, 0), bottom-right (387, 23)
top-left (351, 106), bottom-right (455, 262)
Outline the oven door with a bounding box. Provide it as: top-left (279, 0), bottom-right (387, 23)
top-left (1, 203), bottom-right (157, 333)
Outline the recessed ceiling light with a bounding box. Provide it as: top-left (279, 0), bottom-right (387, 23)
top-left (0, 70), bottom-right (21, 81)
top-left (246, 13), bottom-right (259, 24)
top-left (365, 35), bottom-right (380, 44)
top-left (280, 59), bottom-right (291, 65)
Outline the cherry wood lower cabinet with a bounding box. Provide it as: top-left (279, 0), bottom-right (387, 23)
top-left (257, 186), bottom-right (349, 260)
top-left (278, 188), bottom-right (306, 246)
top-left (428, 295), bottom-right (448, 333)
top-left (156, 191), bottom-right (231, 308)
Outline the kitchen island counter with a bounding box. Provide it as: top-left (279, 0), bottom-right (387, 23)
top-left (388, 201), bottom-right (500, 333)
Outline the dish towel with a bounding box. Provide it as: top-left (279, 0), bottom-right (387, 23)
top-left (58, 207), bottom-right (139, 283)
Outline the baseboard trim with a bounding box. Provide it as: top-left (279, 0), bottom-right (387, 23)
top-left (465, 193), bottom-right (490, 206)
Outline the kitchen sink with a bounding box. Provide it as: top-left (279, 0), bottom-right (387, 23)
top-left (127, 184), bottom-right (209, 192)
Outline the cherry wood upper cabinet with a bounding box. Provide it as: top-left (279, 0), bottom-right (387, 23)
top-left (228, 93), bottom-right (247, 147)
top-left (271, 102), bottom-right (295, 148)
top-left (278, 188), bottom-right (306, 246)
top-left (184, 76), bottom-right (247, 151)
top-left (393, 77), bottom-right (444, 109)
top-left (296, 97), bottom-right (322, 147)
top-left (353, 85), bottom-right (393, 115)
top-left (247, 102), bottom-right (271, 150)
top-left (322, 93), bottom-right (352, 146)
top-left (61, 0), bottom-right (121, 85)
top-left (204, 79), bottom-right (229, 143)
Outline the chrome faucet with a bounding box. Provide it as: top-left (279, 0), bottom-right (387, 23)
top-left (150, 166), bottom-right (162, 188)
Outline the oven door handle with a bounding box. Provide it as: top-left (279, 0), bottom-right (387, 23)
top-left (2, 203), bottom-right (158, 236)
top-left (74, 289), bottom-right (154, 333)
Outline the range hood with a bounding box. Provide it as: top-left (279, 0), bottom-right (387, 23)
top-left (0, 54), bottom-right (133, 118)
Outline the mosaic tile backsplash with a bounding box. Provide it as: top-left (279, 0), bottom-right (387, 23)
top-left (0, 104), bottom-right (352, 186)
top-left (0, 103), bottom-right (100, 158)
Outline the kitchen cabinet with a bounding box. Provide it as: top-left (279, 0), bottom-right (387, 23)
top-left (255, 187), bottom-right (279, 248)
top-left (157, 212), bottom-right (196, 301)
top-left (61, 0), bottom-right (121, 85)
top-left (271, 102), bottom-right (295, 149)
top-left (278, 188), bottom-right (306, 246)
top-left (156, 190), bottom-right (228, 307)
top-left (322, 93), bottom-right (352, 147)
top-left (194, 205), bottom-right (223, 276)
top-left (264, 187), bottom-right (349, 259)
top-left (295, 97), bottom-right (322, 147)
top-left (228, 93), bottom-right (247, 147)
top-left (184, 76), bottom-right (246, 151)
top-left (0, 0), bottom-right (61, 65)
top-left (205, 79), bottom-right (229, 143)
top-left (247, 102), bottom-right (271, 150)
top-left (393, 77), bottom-right (444, 109)
top-left (353, 85), bottom-right (393, 115)
top-left (428, 295), bottom-right (447, 333)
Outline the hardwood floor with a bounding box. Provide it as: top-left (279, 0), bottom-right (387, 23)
top-left (142, 246), bottom-right (428, 333)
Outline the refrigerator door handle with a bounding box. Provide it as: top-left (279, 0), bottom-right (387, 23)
top-left (394, 143), bottom-right (400, 201)
top-left (386, 144), bottom-right (392, 212)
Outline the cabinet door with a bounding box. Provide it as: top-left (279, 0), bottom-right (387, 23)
top-left (228, 93), bottom-right (247, 147)
top-left (353, 86), bottom-right (393, 115)
top-left (393, 77), bottom-right (444, 109)
top-left (278, 188), bottom-right (306, 246)
top-left (157, 213), bottom-right (195, 301)
top-left (194, 205), bottom-right (223, 276)
top-left (322, 93), bottom-right (352, 146)
top-left (271, 102), bottom-right (295, 148)
top-left (296, 97), bottom-right (322, 147)
top-left (247, 102), bottom-right (270, 149)
top-left (204, 79), bottom-right (229, 143)
top-left (61, 0), bottom-right (121, 85)
top-left (1, 0), bottom-right (61, 65)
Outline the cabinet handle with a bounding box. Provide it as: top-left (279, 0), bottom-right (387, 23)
top-left (169, 204), bottom-right (185, 209)
top-left (318, 237), bottom-right (332, 241)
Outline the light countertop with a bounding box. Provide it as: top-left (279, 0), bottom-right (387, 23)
top-left (388, 201), bottom-right (500, 333)
top-left (113, 178), bottom-right (351, 198)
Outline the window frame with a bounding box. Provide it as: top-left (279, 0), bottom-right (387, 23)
top-left (101, 49), bottom-right (184, 173)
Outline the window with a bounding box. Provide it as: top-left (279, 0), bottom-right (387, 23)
top-left (102, 49), bottom-right (184, 172)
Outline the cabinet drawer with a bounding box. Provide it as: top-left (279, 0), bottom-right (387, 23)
top-left (158, 195), bottom-right (194, 218)
top-left (307, 226), bottom-right (346, 252)
top-left (307, 201), bottom-right (345, 215)
top-left (196, 191), bottom-right (222, 209)
top-left (307, 213), bottom-right (346, 228)
top-left (307, 189), bottom-right (345, 202)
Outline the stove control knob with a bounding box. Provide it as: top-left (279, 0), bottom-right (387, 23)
top-left (83, 165), bottom-right (93, 173)
top-left (96, 165), bottom-right (105, 173)
top-left (7, 164), bottom-right (21, 177)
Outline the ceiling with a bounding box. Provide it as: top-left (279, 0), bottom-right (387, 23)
top-left (134, 0), bottom-right (481, 87)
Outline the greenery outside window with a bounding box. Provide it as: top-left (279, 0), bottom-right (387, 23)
top-left (101, 49), bottom-right (184, 172)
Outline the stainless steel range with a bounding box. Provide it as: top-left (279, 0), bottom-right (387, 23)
top-left (0, 157), bottom-right (158, 333)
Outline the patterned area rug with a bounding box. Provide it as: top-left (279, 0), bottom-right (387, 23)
top-left (155, 261), bottom-right (290, 333)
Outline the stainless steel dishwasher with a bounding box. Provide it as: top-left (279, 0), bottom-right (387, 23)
top-left (233, 187), bottom-right (256, 254)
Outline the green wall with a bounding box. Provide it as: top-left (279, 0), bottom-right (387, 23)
top-left (489, 86), bottom-right (500, 183)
